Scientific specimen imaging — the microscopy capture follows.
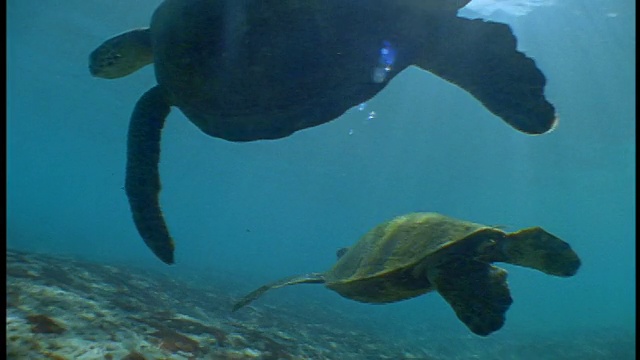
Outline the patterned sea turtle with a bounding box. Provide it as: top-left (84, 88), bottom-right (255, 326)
top-left (89, 0), bottom-right (558, 264)
top-left (232, 213), bottom-right (580, 336)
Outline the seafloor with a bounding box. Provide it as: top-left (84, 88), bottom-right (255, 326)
top-left (6, 249), bottom-right (635, 360)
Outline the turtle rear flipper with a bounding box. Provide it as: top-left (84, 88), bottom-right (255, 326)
top-left (412, 17), bottom-right (557, 135)
top-left (430, 260), bottom-right (513, 336)
top-left (125, 85), bottom-right (174, 264)
top-left (232, 273), bottom-right (326, 312)
top-left (500, 227), bottom-right (581, 277)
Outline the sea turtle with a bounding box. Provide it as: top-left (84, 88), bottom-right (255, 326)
top-left (232, 213), bottom-right (580, 336)
top-left (89, 0), bottom-right (558, 264)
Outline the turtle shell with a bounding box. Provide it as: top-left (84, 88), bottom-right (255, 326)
top-left (325, 213), bottom-right (503, 303)
top-left (148, 0), bottom-right (470, 142)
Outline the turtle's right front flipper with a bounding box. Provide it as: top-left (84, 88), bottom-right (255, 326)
top-left (412, 17), bottom-right (557, 135)
top-left (125, 85), bottom-right (174, 264)
top-left (232, 273), bottom-right (326, 312)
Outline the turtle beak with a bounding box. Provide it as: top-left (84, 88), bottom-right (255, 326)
top-left (88, 47), bottom-right (122, 79)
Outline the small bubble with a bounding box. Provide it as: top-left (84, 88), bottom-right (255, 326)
top-left (372, 67), bottom-right (387, 83)
top-left (348, 129), bottom-right (354, 135)
top-left (358, 103), bottom-right (367, 111)
top-left (367, 111), bottom-right (376, 120)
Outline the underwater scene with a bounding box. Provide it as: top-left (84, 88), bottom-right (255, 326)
top-left (6, 0), bottom-right (635, 359)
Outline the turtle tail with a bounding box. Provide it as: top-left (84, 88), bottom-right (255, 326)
top-left (497, 227), bottom-right (581, 277)
top-left (125, 85), bottom-right (174, 264)
top-left (232, 273), bottom-right (326, 312)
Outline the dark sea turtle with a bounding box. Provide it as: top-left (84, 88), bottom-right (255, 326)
top-left (232, 213), bottom-right (580, 336)
top-left (89, 0), bottom-right (558, 264)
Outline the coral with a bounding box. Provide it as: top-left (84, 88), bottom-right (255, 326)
top-left (9, 249), bottom-right (632, 360)
top-left (121, 351), bottom-right (146, 360)
top-left (160, 316), bottom-right (228, 345)
top-left (26, 314), bottom-right (66, 334)
top-left (43, 352), bottom-right (66, 360)
top-left (151, 328), bottom-right (200, 355)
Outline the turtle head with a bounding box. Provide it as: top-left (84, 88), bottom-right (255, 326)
top-left (89, 28), bottom-right (153, 79)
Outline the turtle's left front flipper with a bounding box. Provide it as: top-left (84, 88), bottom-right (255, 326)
top-left (413, 17), bottom-right (557, 134)
top-left (429, 260), bottom-right (513, 336)
top-left (126, 85), bottom-right (174, 265)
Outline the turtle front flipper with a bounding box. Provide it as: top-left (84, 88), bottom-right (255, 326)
top-left (413, 17), bottom-right (557, 135)
top-left (232, 273), bottom-right (326, 312)
top-left (125, 85), bottom-right (174, 264)
top-left (498, 227), bottom-right (581, 277)
top-left (429, 260), bottom-right (513, 336)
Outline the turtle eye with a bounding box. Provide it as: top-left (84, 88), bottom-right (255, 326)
top-left (479, 239), bottom-right (497, 254)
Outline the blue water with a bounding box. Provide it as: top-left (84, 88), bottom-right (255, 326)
top-left (7, 0), bottom-right (635, 355)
